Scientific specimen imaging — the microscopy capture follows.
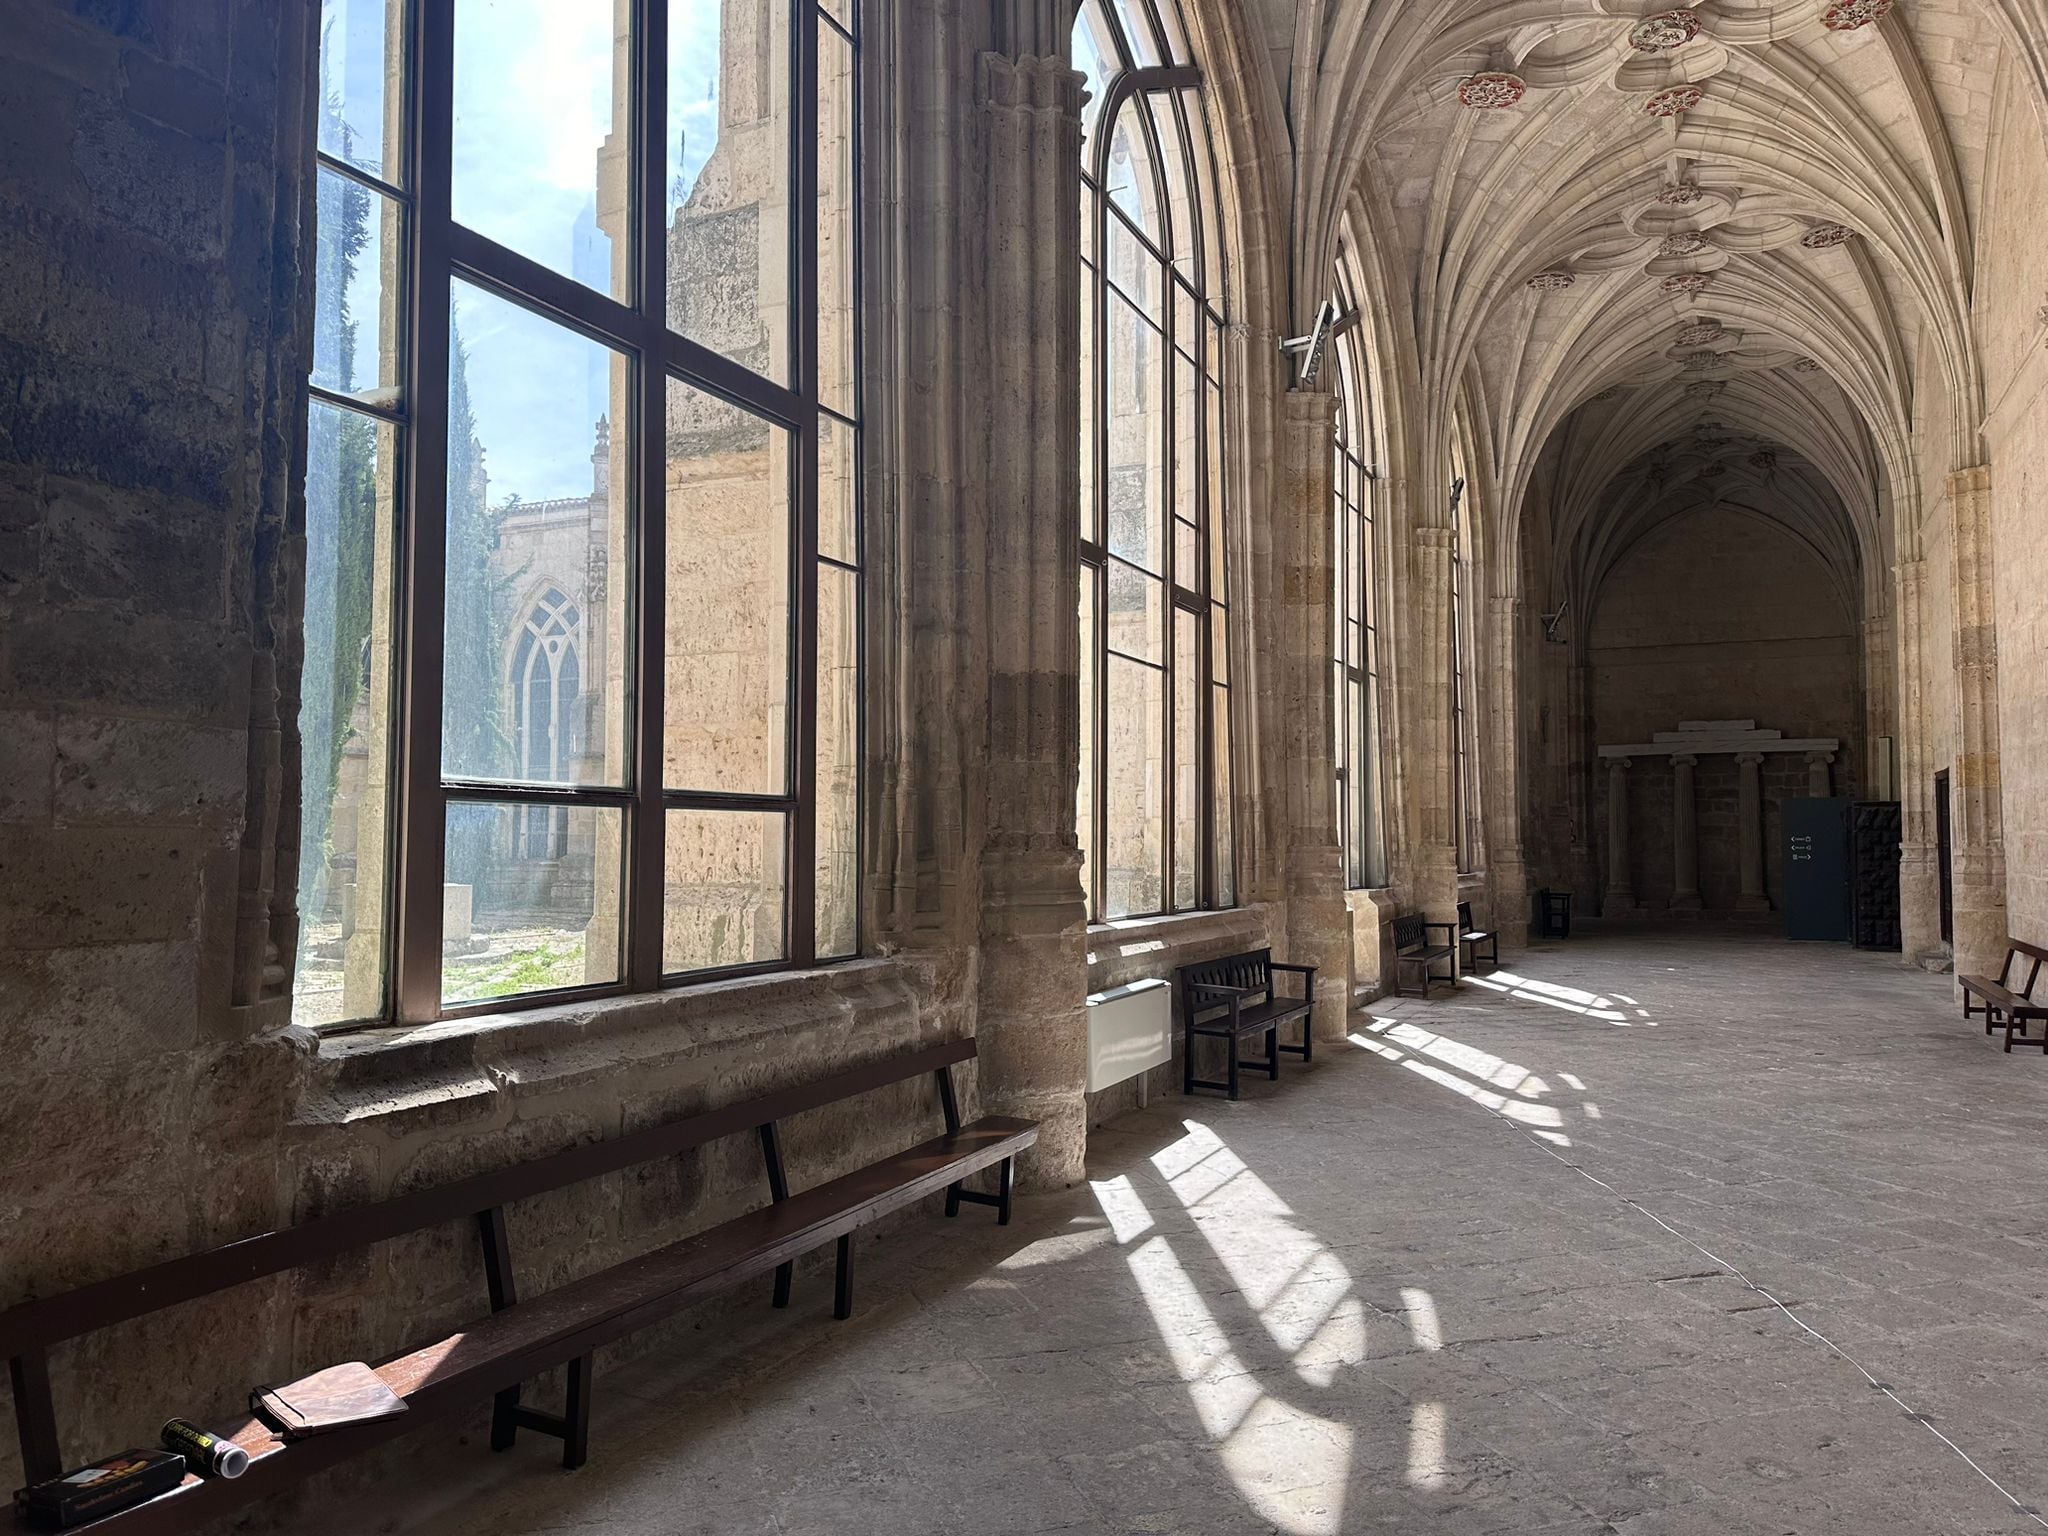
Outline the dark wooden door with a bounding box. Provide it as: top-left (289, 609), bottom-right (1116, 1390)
top-left (1935, 770), bottom-right (1953, 944)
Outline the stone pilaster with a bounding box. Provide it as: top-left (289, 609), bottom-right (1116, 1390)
top-left (1735, 752), bottom-right (1770, 912)
top-left (1282, 390), bottom-right (1351, 1040)
top-left (1410, 525), bottom-right (1460, 920)
top-left (1603, 757), bottom-right (1635, 914)
top-left (1671, 754), bottom-right (1702, 910)
top-left (1895, 557), bottom-right (1940, 961)
top-left (970, 45), bottom-right (1090, 1188)
top-left (1487, 594), bottom-right (1528, 945)
top-left (1806, 751), bottom-right (1835, 799)
top-left (1946, 466), bottom-right (2007, 989)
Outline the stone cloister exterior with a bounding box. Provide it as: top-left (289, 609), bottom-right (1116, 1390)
top-left (5, 0), bottom-right (2048, 1504)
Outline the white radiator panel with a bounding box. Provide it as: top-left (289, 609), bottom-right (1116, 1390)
top-left (1087, 978), bottom-right (1172, 1092)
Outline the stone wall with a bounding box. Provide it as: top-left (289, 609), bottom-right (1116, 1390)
top-left (1586, 508), bottom-right (1862, 916)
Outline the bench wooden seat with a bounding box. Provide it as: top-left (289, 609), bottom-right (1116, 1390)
top-left (1391, 913), bottom-right (1457, 998)
top-left (1961, 939), bottom-right (2048, 1054)
top-left (1175, 948), bottom-right (1316, 1100)
top-left (1, 1042), bottom-right (1033, 1535)
top-left (1458, 901), bottom-right (1499, 974)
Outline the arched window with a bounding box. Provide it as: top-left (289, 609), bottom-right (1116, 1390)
top-left (1332, 243), bottom-right (1386, 889)
top-left (1076, 0), bottom-right (1234, 921)
top-left (511, 588), bottom-right (583, 858)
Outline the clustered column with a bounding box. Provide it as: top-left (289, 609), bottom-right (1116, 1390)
top-left (1736, 752), bottom-right (1770, 911)
top-left (1670, 753), bottom-right (1701, 910)
top-left (1604, 757), bottom-right (1634, 913)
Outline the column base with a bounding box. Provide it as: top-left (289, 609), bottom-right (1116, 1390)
top-left (1669, 892), bottom-right (1703, 911)
top-left (1734, 893), bottom-right (1772, 913)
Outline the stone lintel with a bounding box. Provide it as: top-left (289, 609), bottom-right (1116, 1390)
top-left (1599, 736), bottom-right (1840, 759)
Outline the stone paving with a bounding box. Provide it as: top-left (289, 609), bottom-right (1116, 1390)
top-left (330, 933), bottom-right (2048, 1535)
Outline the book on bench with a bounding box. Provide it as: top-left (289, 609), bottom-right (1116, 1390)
top-left (251, 1362), bottom-right (408, 1438)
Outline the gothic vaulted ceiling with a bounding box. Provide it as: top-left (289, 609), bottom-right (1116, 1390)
top-left (1284, 0), bottom-right (2033, 630)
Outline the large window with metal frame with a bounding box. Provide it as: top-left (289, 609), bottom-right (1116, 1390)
top-left (292, 0), bottom-right (862, 1028)
top-left (1074, 0), bottom-right (1235, 923)
top-left (1331, 247), bottom-right (1386, 890)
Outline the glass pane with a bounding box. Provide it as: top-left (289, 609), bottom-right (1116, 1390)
top-left (1348, 676), bottom-right (1369, 886)
top-left (821, 0), bottom-right (853, 30)
top-left (668, 0), bottom-right (792, 383)
top-left (1111, 0), bottom-right (1163, 66)
top-left (1080, 272), bottom-right (1098, 545)
top-left (294, 401), bottom-right (399, 1028)
top-left (444, 281), bottom-right (631, 788)
top-left (665, 377), bottom-right (792, 795)
top-left (1105, 655), bottom-right (1164, 919)
top-left (452, 0), bottom-right (628, 297)
top-left (1107, 214), bottom-right (1162, 323)
top-left (818, 16), bottom-right (857, 419)
top-left (1156, 96), bottom-right (1196, 278)
top-left (1189, 90), bottom-right (1223, 293)
top-left (1174, 349), bottom-right (1198, 533)
top-left (1174, 518), bottom-right (1197, 586)
top-left (1206, 375), bottom-right (1226, 598)
top-left (1074, 3), bottom-right (1116, 156)
top-left (816, 564), bottom-right (859, 959)
top-left (820, 413), bottom-right (858, 567)
top-left (665, 809), bottom-right (787, 972)
top-left (1106, 293), bottom-right (1165, 573)
top-left (1213, 683), bottom-right (1235, 907)
top-left (317, 0), bottom-right (403, 183)
top-left (1106, 560), bottom-right (1164, 665)
top-left (1078, 570), bottom-right (1097, 915)
top-left (1211, 603), bottom-right (1228, 685)
top-left (442, 802), bottom-right (623, 1004)
top-left (1174, 610), bottom-right (1197, 912)
top-left (313, 167), bottom-right (403, 407)
top-left (1105, 102), bottom-right (1161, 241)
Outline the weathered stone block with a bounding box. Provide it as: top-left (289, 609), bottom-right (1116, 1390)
top-left (0, 824), bottom-right (205, 946)
top-left (0, 939), bottom-right (198, 1072)
top-left (54, 712), bottom-right (244, 826)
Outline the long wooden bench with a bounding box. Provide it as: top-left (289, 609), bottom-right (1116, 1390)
top-left (1, 1039), bottom-right (1034, 1534)
top-left (1176, 948), bottom-right (1316, 1100)
top-left (1961, 939), bottom-right (2048, 1054)
top-left (1391, 912), bottom-right (1458, 998)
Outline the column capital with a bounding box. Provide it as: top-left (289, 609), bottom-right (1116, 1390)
top-left (1805, 750), bottom-right (1837, 766)
top-left (1672, 753), bottom-right (1698, 769)
top-left (1608, 756), bottom-right (1633, 773)
top-left (1736, 751), bottom-right (1765, 767)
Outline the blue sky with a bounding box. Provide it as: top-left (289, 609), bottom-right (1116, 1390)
top-left (324, 0), bottom-right (726, 504)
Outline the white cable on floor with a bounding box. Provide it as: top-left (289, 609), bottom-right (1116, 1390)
top-left (1508, 1120), bottom-right (2048, 1528)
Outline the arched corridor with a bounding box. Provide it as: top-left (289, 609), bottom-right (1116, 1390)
top-left (6, 0), bottom-right (2048, 1531)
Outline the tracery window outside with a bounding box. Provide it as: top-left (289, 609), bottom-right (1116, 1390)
top-left (291, 0), bottom-right (864, 1027)
top-left (1332, 247), bottom-right (1386, 890)
top-left (1076, 0), bottom-right (1235, 922)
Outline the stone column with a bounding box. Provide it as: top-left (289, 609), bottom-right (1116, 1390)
top-left (1603, 757), bottom-right (1634, 913)
top-left (1806, 751), bottom-right (1835, 799)
top-left (969, 37), bottom-right (1091, 1188)
top-left (1409, 525), bottom-right (1461, 923)
top-left (1946, 465), bottom-right (2008, 990)
top-left (1487, 594), bottom-right (1529, 946)
top-left (1895, 558), bottom-right (1940, 960)
top-left (1670, 753), bottom-right (1702, 911)
top-left (1735, 752), bottom-right (1770, 911)
top-left (1282, 390), bottom-right (1352, 1041)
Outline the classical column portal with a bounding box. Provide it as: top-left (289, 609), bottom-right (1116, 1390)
top-left (1946, 466), bottom-right (2008, 988)
top-left (1282, 390), bottom-right (1352, 1041)
top-left (1604, 757), bottom-right (1635, 913)
top-left (969, 41), bottom-right (1090, 1188)
top-left (1735, 752), bottom-right (1770, 911)
top-left (1806, 752), bottom-right (1835, 799)
top-left (1670, 754), bottom-right (1701, 911)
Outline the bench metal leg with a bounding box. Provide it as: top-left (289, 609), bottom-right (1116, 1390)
top-left (1228, 1038), bottom-right (1241, 1101)
top-left (1267, 1027), bottom-right (1281, 1080)
top-left (944, 1182), bottom-right (963, 1217)
top-left (834, 1234), bottom-right (854, 1320)
top-left (490, 1385), bottom-right (522, 1452)
top-left (1301, 1017), bottom-right (1313, 1065)
top-left (998, 1156), bottom-right (1014, 1225)
top-left (562, 1355), bottom-right (592, 1470)
top-left (772, 1260), bottom-right (794, 1308)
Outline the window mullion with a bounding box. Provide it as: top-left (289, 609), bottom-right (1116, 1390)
top-left (393, 0), bottom-right (455, 1026)
top-left (628, 0), bottom-right (669, 994)
top-left (790, 2), bottom-right (822, 966)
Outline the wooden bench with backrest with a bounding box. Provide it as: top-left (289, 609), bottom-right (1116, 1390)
top-left (1175, 949), bottom-right (1316, 1100)
top-left (1391, 913), bottom-right (1458, 998)
top-left (1457, 901), bottom-right (1499, 975)
top-left (1961, 939), bottom-right (2048, 1054)
top-left (0, 1039), bottom-right (1033, 1534)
